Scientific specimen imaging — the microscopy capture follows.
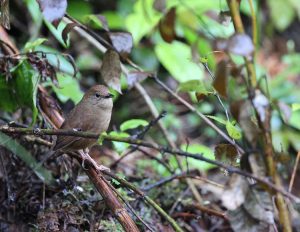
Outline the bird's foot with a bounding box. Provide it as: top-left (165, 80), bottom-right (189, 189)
top-left (79, 150), bottom-right (109, 172)
top-left (98, 165), bottom-right (110, 172)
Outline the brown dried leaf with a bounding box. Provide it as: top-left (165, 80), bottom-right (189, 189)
top-left (214, 143), bottom-right (238, 166)
top-left (37, 210), bottom-right (60, 232)
top-left (221, 174), bottom-right (249, 210)
top-left (27, 52), bottom-right (58, 85)
top-left (244, 188), bottom-right (274, 224)
top-left (100, 49), bottom-right (122, 93)
top-left (0, 0), bottom-right (10, 29)
top-left (37, 0), bottom-right (67, 25)
top-left (126, 71), bottom-right (150, 88)
top-left (159, 7), bottom-right (176, 43)
top-left (108, 32), bottom-right (133, 59)
top-left (231, 100), bottom-right (259, 146)
top-left (195, 92), bottom-right (207, 102)
top-left (62, 22), bottom-right (77, 45)
top-left (213, 60), bottom-right (228, 98)
top-left (228, 206), bottom-right (274, 232)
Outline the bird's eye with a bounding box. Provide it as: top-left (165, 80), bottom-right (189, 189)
top-left (95, 93), bottom-right (101, 98)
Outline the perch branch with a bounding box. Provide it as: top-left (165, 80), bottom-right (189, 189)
top-left (0, 126), bottom-right (298, 202)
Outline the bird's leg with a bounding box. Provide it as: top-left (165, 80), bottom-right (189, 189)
top-left (78, 150), bottom-right (110, 172)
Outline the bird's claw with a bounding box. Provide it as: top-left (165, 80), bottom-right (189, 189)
top-left (81, 158), bottom-right (89, 170)
top-left (98, 165), bottom-right (110, 172)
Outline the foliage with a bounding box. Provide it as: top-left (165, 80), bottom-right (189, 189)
top-left (1, 0), bottom-right (300, 231)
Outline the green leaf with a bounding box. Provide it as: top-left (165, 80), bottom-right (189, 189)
top-left (109, 131), bottom-right (130, 153)
top-left (83, 15), bottom-right (107, 30)
top-left (125, 0), bottom-right (162, 44)
top-left (0, 132), bottom-right (54, 185)
top-left (177, 80), bottom-right (208, 93)
top-left (24, 38), bottom-right (47, 51)
top-left (226, 121), bottom-right (242, 140)
top-left (0, 61), bottom-right (39, 123)
top-left (289, 110), bottom-right (300, 130)
top-left (268, 0), bottom-right (295, 31)
top-left (120, 119), bottom-right (149, 131)
top-left (111, 178), bottom-right (120, 186)
top-left (206, 115), bottom-right (227, 125)
top-left (155, 41), bottom-right (204, 82)
top-left (102, 11), bottom-right (124, 29)
top-left (181, 144), bottom-right (215, 171)
top-left (206, 116), bottom-right (242, 140)
top-left (97, 132), bottom-right (107, 145)
top-left (67, 0), bottom-right (92, 21)
top-left (45, 20), bottom-right (69, 47)
top-left (24, 0), bottom-right (42, 22)
top-left (51, 73), bottom-right (83, 104)
top-left (292, 103), bottom-right (300, 111)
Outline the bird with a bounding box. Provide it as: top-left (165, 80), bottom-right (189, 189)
top-left (53, 85), bottom-right (113, 152)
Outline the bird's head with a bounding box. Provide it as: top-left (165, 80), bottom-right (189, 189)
top-left (83, 85), bottom-right (113, 110)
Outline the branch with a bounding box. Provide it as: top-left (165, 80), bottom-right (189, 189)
top-left (141, 171), bottom-right (224, 192)
top-left (1, 126), bottom-right (298, 202)
top-left (101, 170), bottom-right (184, 232)
top-left (153, 76), bottom-right (244, 154)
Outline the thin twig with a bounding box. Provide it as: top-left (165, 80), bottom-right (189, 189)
top-left (153, 76), bottom-right (244, 154)
top-left (186, 203), bottom-right (228, 220)
top-left (142, 172), bottom-right (224, 192)
top-left (110, 111), bottom-right (167, 168)
top-left (289, 151), bottom-right (300, 193)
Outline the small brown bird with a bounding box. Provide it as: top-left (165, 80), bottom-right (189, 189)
top-left (53, 85), bottom-right (113, 152)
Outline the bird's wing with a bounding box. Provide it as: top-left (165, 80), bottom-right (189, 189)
top-left (53, 106), bottom-right (83, 151)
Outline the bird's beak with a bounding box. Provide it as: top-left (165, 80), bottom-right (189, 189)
top-left (107, 93), bottom-right (114, 98)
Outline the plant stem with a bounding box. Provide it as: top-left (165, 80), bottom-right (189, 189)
top-left (227, 0), bottom-right (257, 86)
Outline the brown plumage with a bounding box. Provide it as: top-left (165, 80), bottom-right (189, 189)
top-left (53, 85), bottom-right (113, 152)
